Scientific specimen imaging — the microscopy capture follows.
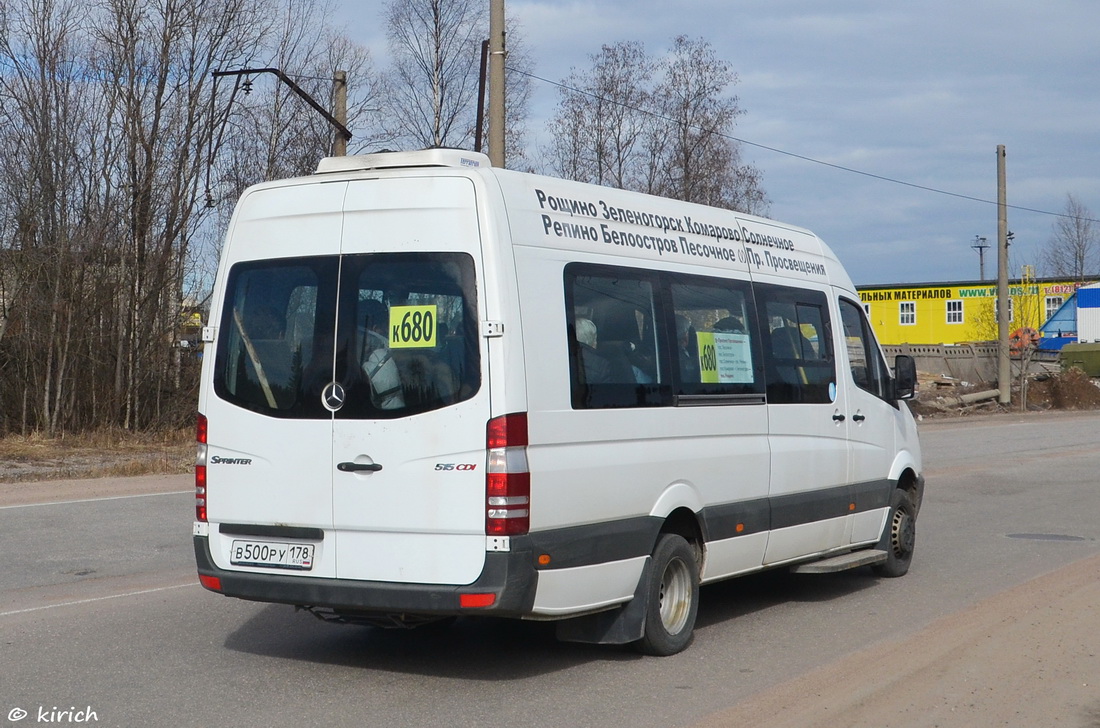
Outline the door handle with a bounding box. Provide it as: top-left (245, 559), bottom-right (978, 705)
top-left (852, 413), bottom-right (866, 422)
top-left (832, 413), bottom-right (846, 422)
top-left (337, 461), bottom-right (383, 473)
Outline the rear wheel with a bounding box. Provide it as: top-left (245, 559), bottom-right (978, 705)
top-left (635, 534), bottom-right (699, 656)
top-left (872, 488), bottom-right (916, 578)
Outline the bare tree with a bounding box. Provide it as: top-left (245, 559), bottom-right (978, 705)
top-left (0, 0), bottom-right (379, 435)
top-left (87, 0), bottom-right (279, 429)
top-left (382, 0), bottom-right (483, 149)
top-left (648, 36), bottom-right (767, 214)
top-left (381, 0), bottom-right (531, 164)
top-left (544, 36), bottom-right (769, 215)
top-left (1043, 194), bottom-right (1098, 281)
top-left (210, 0), bottom-right (388, 204)
top-left (0, 0), bottom-right (108, 433)
top-left (545, 41), bottom-right (654, 188)
top-left (500, 15), bottom-right (533, 169)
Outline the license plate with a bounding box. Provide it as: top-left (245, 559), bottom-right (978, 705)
top-left (230, 540), bottom-right (314, 570)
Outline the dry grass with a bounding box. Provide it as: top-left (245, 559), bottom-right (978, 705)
top-left (0, 428), bottom-right (192, 482)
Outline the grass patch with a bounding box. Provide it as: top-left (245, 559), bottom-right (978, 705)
top-left (0, 428), bottom-right (192, 482)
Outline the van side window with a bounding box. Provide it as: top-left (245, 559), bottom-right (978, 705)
top-left (565, 265), bottom-right (668, 409)
top-left (839, 298), bottom-right (891, 400)
top-left (757, 284), bottom-right (835, 405)
top-left (668, 275), bottom-right (764, 400)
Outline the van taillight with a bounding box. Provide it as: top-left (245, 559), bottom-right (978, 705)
top-left (196, 413), bottom-right (208, 522)
top-left (486, 413), bottom-right (529, 536)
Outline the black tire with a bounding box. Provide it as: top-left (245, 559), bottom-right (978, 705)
top-left (634, 534), bottom-right (700, 656)
top-left (872, 488), bottom-right (916, 578)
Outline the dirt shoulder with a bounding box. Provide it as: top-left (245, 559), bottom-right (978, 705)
top-left (0, 430), bottom-right (190, 483)
top-left (909, 366), bottom-right (1100, 420)
top-left (690, 554), bottom-right (1100, 728)
top-left (0, 473), bottom-right (192, 507)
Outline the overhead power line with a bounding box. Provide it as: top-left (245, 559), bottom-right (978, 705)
top-left (513, 67), bottom-right (1100, 225)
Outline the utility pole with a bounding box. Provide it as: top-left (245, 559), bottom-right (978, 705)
top-left (332, 70), bottom-right (348, 156)
top-left (474, 41), bottom-right (489, 153)
top-left (972, 235), bottom-right (989, 280)
top-left (487, 0), bottom-right (506, 167)
top-left (996, 145), bottom-right (1010, 405)
top-left (212, 67), bottom-right (352, 152)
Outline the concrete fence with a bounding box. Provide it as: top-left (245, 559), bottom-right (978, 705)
top-left (883, 343), bottom-right (1061, 384)
top-left (883, 344), bottom-right (1001, 384)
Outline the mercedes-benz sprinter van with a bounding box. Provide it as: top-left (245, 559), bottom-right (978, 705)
top-left (194, 149), bottom-right (923, 655)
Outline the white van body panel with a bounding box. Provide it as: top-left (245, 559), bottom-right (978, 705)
top-left (649, 483), bottom-right (705, 519)
top-left (851, 509), bottom-right (891, 546)
top-left (532, 557), bottom-right (647, 615)
top-left (700, 532), bottom-right (771, 583)
top-left (764, 517), bottom-right (852, 566)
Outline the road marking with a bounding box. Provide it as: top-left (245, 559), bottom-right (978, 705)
top-left (0, 582), bottom-right (195, 618)
top-left (0, 490), bottom-right (192, 510)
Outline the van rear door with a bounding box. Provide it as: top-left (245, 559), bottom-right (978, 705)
top-left (330, 177), bottom-right (490, 585)
top-left (207, 182), bottom-right (347, 579)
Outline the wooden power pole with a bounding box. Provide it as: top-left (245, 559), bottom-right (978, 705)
top-left (488, 0), bottom-right (506, 167)
top-left (996, 144), bottom-right (1010, 404)
top-left (332, 70), bottom-right (348, 156)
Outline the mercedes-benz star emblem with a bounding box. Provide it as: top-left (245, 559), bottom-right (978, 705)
top-left (322, 382), bottom-right (346, 411)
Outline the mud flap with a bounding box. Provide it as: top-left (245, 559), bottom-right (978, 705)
top-left (555, 556), bottom-right (653, 645)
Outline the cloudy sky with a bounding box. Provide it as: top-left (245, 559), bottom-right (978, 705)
top-left (335, 1), bottom-right (1100, 286)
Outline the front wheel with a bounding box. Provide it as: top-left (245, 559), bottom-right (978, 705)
top-left (634, 534), bottom-right (700, 656)
top-left (872, 488), bottom-right (916, 578)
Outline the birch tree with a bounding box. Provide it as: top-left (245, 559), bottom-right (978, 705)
top-left (1043, 194), bottom-right (1098, 281)
top-left (545, 36), bottom-right (769, 215)
top-left (381, 0), bottom-right (531, 165)
top-left (545, 41), bottom-right (653, 189)
top-left (0, 0), bottom-right (376, 434)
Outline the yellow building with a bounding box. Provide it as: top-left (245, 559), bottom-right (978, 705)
top-left (856, 277), bottom-right (1090, 346)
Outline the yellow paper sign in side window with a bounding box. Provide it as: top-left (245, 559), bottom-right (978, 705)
top-left (697, 331), bottom-right (720, 383)
top-left (389, 305), bottom-right (438, 349)
top-left (697, 330), bottom-right (754, 384)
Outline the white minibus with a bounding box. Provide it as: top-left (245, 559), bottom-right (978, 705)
top-left (194, 149), bottom-right (923, 655)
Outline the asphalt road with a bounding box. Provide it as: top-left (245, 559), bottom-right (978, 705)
top-left (2, 410), bottom-right (1098, 728)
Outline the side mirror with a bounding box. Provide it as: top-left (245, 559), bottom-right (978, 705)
top-left (893, 354), bottom-right (917, 400)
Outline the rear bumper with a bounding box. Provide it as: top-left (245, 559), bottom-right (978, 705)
top-left (194, 535), bottom-right (538, 617)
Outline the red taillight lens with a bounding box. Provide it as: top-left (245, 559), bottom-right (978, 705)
top-left (487, 411), bottom-right (528, 449)
top-left (486, 472), bottom-right (531, 535)
top-left (195, 413), bottom-right (208, 522)
top-left (198, 574), bottom-right (221, 592)
top-left (486, 413), bottom-right (530, 536)
top-left (460, 593), bottom-right (497, 608)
